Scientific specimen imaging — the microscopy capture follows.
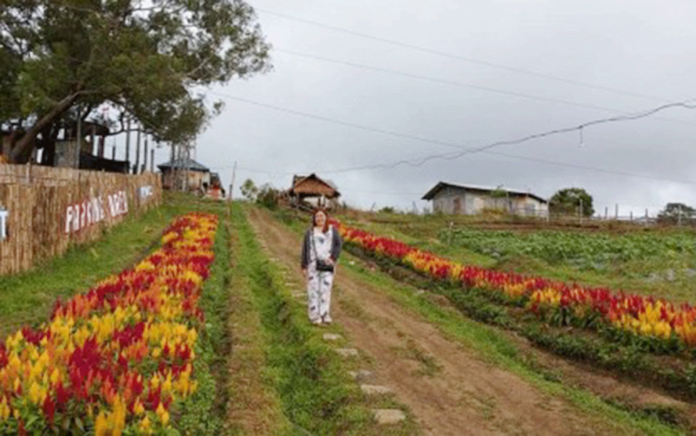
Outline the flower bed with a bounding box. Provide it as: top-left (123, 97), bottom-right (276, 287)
top-left (0, 213), bottom-right (218, 434)
top-left (337, 223), bottom-right (696, 352)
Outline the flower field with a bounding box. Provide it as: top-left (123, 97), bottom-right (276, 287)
top-left (337, 223), bottom-right (696, 353)
top-left (0, 213), bottom-right (217, 434)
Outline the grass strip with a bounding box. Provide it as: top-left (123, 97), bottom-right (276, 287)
top-left (226, 207), bottom-right (290, 435)
top-left (176, 204), bottom-right (232, 434)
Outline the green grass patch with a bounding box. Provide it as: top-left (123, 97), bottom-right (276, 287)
top-left (226, 210), bottom-right (290, 435)
top-left (178, 206), bottom-right (232, 434)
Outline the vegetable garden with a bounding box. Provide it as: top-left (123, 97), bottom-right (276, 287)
top-left (441, 227), bottom-right (696, 273)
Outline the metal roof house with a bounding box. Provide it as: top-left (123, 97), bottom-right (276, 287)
top-left (422, 182), bottom-right (549, 216)
top-left (157, 158), bottom-right (211, 191)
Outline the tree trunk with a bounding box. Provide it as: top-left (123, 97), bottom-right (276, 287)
top-left (9, 92), bottom-right (80, 163)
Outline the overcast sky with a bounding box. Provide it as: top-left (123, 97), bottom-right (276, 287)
top-left (176, 0), bottom-right (696, 215)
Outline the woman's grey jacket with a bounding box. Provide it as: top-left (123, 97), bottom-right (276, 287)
top-left (301, 226), bottom-right (343, 270)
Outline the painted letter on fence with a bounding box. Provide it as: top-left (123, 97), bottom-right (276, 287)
top-left (0, 210), bottom-right (8, 241)
top-left (65, 190), bottom-right (128, 234)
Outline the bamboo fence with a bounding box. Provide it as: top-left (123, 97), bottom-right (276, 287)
top-left (0, 164), bottom-right (162, 275)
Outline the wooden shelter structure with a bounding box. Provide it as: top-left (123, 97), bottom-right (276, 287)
top-left (1, 120), bottom-right (129, 172)
top-left (286, 173), bottom-right (341, 209)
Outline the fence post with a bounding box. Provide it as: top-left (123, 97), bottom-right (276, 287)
top-left (604, 207), bottom-right (608, 220)
top-left (615, 204), bottom-right (618, 220)
top-left (678, 204), bottom-right (683, 226)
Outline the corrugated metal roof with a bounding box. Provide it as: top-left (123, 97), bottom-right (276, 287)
top-left (157, 158), bottom-right (210, 172)
top-left (422, 182), bottom-right (547, 203)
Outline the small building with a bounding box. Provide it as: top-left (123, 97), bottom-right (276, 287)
top-left (422, 182), bottom-right (548, 217)
top-left (157, 158), bottom-right (210, 191)
top-left (286, 173), bottom-right (341, 209)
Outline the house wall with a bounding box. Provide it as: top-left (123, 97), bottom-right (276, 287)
top-left (161, 170), bottom-right (210, 191)
top-left (431, 188), bottom-right (548, 216)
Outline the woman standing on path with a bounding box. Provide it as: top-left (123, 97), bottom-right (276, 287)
top-left (301, 208), bottom-right (343, 325)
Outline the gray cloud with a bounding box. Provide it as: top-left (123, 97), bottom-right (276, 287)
top-left (188, 0), bottom-right (696, 216)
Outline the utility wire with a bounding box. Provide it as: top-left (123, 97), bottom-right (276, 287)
top-left (275, 48), bottom-right (696, 127)
top-left (258, 8), bottom-right (673, 104)
top-left (210, 91), bottom-right (696, 185)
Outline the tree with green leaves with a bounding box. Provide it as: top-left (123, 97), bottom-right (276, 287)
top-left (657, 203), bottom-right (696, 224)
top-left (549, 187), bottom-right (594, 216)
top-left (1, 0), bottom-right (271, 163)
top-left (240, 178), bottom-right (258, 202)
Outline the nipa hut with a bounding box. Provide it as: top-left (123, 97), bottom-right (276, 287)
top-left (287, 173), bottom-right (341, 209)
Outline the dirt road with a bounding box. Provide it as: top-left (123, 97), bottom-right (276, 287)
top-left (246, 208), bottom-right (658, 436)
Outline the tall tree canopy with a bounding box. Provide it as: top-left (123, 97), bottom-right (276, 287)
top-left (549, 187), bottom-right (594, 216)
top-left (1, 0), bottom-right (271, 163)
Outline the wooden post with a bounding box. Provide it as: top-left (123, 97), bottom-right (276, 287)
top-left (112, 146), bottom-right (116, 160)
top-left (134, 127), bottom-right (141, 175)
top-left (230, 161), bottom-right (237, 201)
top-left (76, 107), bottom-right (82, 169)
top-left (615, 204), bottom-right (618, 220)
top-left (125, 118), bottom-right (131, 164)
top-left (678, 204), bottom-right (683, 226)
top-left (143, 136), bottom-right (148, 175)
top-left (90, 125), bottom-right (96, 156)
top-left (150, 149), bottom-right (154, 173)
top-left (604, 206), bottom-right (608, 220)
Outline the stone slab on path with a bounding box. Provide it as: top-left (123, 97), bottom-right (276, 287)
top-left (373, 409), bottom-right (406, 425)
top-left (323, 333), bottom-right (342, 341)
top-left (335, 348), bottom-right (359, 358)
top-left (348, 369), bottom-right (373, 382)
top-left (361, 384), bottom-right (392, 395)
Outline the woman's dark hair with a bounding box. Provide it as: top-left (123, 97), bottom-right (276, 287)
top-left (312, 208), bottom-right (330, 233)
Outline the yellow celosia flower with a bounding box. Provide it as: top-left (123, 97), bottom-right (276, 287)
top-left (0, 397), bottom-right (10, 421)
top-left (139, 416), bottom-right (152, 433)
top-left (133, 399), bottom-right (145, 416)
top-left (94, 412), bottom-right (109, 436)
top-left (156, 403), bottom-right (170, 425)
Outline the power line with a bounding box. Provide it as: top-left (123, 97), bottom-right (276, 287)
top-left (210, 91), bottom-right (696, 185)
top-left (258, 8), bottom-right (674, 104)
top-left (275, 48), bottom-right (696, 128)
top-left (209, 91), bottom-right (477, 152)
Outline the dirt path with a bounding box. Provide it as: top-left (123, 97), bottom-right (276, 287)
top-left (246, 208), bottom-right (654, 436)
